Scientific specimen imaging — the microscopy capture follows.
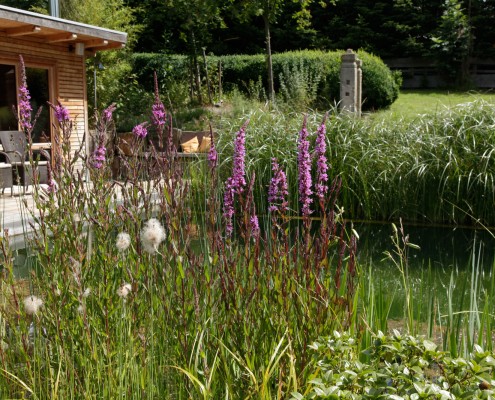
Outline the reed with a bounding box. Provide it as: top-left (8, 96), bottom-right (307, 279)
top-left (199, 99), bottom-right (495, 226)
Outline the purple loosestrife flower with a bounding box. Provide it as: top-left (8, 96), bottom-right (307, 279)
top-left (152, 103), bottom-right (166, 128)
top-left (47, 178), bottom-right (58, 193)
top-left (231, 120), bottom-right (249, 191)
top-left (18, 56), bottom-right (32, 132)
top-left (151, 72), bottom-right (166, 129)
top-left (102, 104), bottom-right (116, 123)
top-left (298, 116), bottom-right (313, 216)
top-left (223, 120), bottom-right (249, 236)
top-left (314, 114), bottom-right (329, 201)
top-left (250, 214), bottom-right (260, 238)
top-left (223, 178), bottom-right (235, 236)
top-left (92, 145), bottom-right (106, 169)
top-left (268, 158), bottom-right (289, 213)
top-left (132, 122), bottom-right (148, 139)
top-left (54, 103), bottom-right (70, 123)
top-left (208, 130), bottom-right (218, 169)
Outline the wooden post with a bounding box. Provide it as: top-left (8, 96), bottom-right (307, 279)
top-left (202, 47), bottom-right (213, 105)
top-left (218, 60), bottom-right (222, 102)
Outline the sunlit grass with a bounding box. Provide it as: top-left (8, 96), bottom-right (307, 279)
top-left (371, 89), bottom-right (495, 121)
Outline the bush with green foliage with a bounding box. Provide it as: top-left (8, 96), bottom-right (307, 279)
top-left (131, 50), bottom-right (401, 111)
top-left (294, 330), bottom-right (495, 399)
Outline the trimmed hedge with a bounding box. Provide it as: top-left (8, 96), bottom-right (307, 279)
top-left (131, 50), bottom-right (401, 110)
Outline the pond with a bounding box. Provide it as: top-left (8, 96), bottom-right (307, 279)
top-left (353, 221), bottom-right (495, 323)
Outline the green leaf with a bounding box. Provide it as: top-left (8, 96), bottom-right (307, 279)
top-left (423, 340), bottom-right (437, 352)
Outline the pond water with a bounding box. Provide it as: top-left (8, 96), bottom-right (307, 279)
top-left (353, 221), bottom-right (495, 321)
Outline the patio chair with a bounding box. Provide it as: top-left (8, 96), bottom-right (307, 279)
top-left (0, 159), bottom-right (13, 196)
top-left (0, 130), bottom-right (48, 191)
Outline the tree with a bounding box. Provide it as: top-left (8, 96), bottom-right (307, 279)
top-left (431, 0), bottom-right (472, 87)
top-left (0, 0), bottom-right (48, 11)
top-left (58, 0), bottom-right (143, 115)
top-left (230, 0), bottom-right (332, 102)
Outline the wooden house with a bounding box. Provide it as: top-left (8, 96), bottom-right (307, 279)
top-left (0, 5), bottom-right (127, 162)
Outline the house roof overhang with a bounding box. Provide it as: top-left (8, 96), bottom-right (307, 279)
top-left (0, 5), bottom-right (127, 52)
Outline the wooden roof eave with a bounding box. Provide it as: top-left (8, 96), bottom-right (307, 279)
top-left (0, 5), bottom-right (127, 52)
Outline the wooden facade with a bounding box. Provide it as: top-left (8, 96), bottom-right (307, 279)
top-left (0, 5), bottom-right (127, 164)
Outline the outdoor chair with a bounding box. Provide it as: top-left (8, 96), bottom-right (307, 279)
top-left (0, 130), bottom-right (48, 191)
top-left (0, 160), bottom-right (13, 196)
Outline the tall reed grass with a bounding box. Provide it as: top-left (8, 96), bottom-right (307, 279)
top-left (202, 99), bottom-right (495, 227)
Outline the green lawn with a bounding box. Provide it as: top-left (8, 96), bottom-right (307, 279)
top-left (371, 89), bottom-right (495, 121)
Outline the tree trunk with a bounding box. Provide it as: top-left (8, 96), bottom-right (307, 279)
top-left (263, 14), bottom-right (275, 102)
top-left (191, 31), bottom-right (203, 104)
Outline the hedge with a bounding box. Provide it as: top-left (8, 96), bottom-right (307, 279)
top-left (131, 50), bottom-right (401, 110)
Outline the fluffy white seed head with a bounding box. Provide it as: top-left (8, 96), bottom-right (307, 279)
top-left (140, 218), bottom-right (166, 254)
top-left (23, 295), bottom-right (43, 316)
top-left (116, 232), bottom-right (131, 252)
top-left (117, 283), bottom-right (132, 299)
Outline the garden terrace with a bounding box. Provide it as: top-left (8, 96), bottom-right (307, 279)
top-left (0, 5), bottom-right (127, 170)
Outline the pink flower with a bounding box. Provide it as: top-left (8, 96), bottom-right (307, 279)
top-left (268, 158), bottom-right (289, 213)
top-left (92, 145), bottom-right (106, 169)
top-left (223, 120), bottom-right (249, 236)
top-left (297, 116), bottom-right (313, 216)
top-left (314, 114), bottom-right (329, 201)
top-left (54, 104), bottom-right (70, 122)
top-left (132, 122), bottom-right (148, 139)
top-left (102, 104), bottom-right (116, 123)
top-left (18, 56), bottom-right (32, 132)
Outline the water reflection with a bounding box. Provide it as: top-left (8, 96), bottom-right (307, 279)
top-left (354, 222), bottom-right (495, 270)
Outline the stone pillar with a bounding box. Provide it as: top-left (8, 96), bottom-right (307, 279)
top-left (339, 49), bottom-right (362, 116)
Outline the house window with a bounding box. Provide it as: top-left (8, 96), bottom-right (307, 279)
top-left (26, 67), bottom-right (51, 143)
top-left (0, 64), bottom-right (17, 130)
top-left (0, 63), bottom-right (51, 143)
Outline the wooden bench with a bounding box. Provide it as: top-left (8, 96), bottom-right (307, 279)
top-left (112, 129), bottom-right (212, 180)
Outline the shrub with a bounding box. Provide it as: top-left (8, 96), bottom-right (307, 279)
top-left (294, 330), bottom-right (495, 399)
top-left (131, 50), bottom-right (401, 111)
top-left (357, 50), bottom-right (402, 110)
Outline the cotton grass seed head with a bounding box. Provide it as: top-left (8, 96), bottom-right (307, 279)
top-left (140, 218), bottom-right (166, 254)
top-left (116, 232), bottom-right (131, 252)
top-left (117, 283), bottom-right (132, 299)
top-left (23, 295), bottom-right (43, 316)
top-left (82, 287), bottom-right (91, 298)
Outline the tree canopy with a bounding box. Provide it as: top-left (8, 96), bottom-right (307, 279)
top-left (2, 0), bottom-right (494, 61)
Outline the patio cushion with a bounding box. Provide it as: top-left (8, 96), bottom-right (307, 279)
top-left (180, 136), bottom-right (199, 153)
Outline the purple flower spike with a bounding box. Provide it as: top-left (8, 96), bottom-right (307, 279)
top-left (268, 158), bottom-right (289, 213)
top-left (132, 122), bottom-right (148, 139)
top-left (92, 145), bottom-right (106, 169)
top-left (231, 120), bottom-right (249, 191)
top-left (315, 113), bottom-right (329, 201)
top-left (208, 129), bottom-right (218, 169)
top-left (102, 104), bottom-right (116, 123)
top-left (297, 116), bottom-right (313, 216)
top-left (151, 72), bottom-right (166, 129)
top-left (222, 120), bottom-right (249, 236)
top-left (223, 178), bottom-right (235, 236)
top-left (54, 104), bottom-right (70, 123)
top-left (250, 214), bottom-right (260, 238)
top-left (18, 56), bottom-right (32, 132)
